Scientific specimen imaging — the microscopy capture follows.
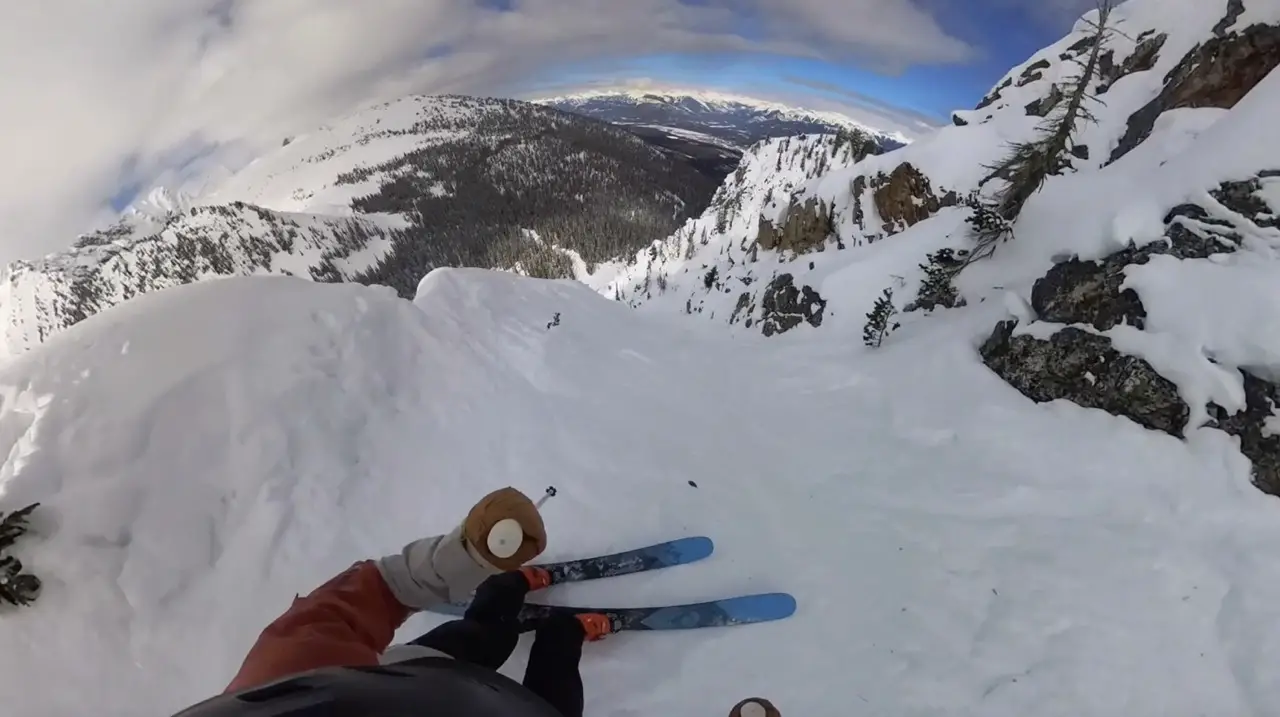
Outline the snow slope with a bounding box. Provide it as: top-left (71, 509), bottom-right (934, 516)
top-left (200, 95), bottom-right (495, 214)
top-left (3, 269), bottom-right (1280, 717)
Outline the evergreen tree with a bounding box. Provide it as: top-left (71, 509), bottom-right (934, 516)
top-left (910, 248), bottom-right (966, 312)
top-left (703, 266), bottom-right (719, 291)
top-left (968, 0), bottom-right (1114, 264)
top-left (863, 288), bottom-right (900, 348)
top-left (0, 503), bottom-right (41, 608)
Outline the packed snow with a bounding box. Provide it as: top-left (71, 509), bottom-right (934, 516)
top-left (2, 268), bottom-right (1280, 717)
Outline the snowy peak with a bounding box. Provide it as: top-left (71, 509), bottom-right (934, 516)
top-left (537, 87), bottom-right (917, 149)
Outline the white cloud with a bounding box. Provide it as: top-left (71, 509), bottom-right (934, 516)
top-left (0, 0), bottom-right (976, 266)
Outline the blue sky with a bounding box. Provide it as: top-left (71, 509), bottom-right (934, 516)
top-left (531, 0), bottom-right (1089, 122)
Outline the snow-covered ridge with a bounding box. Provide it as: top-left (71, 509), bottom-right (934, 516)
top-left (0, 94), bottom-right (718, 356)
top-left (0, 204), bottom-right (400, 356)
top-left (536, 86), bottom-right (918, 146)
top-left (537, 86), bottom-right (872, 127)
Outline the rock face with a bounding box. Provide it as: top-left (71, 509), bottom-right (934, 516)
top-left (981, 321), bottom-right (1191, 437)
top-left (756, 197), bottom-right (834, 254)
top-left (981, 172), bottom-right (1280, 497)
top-left (1110, 23), bottom-right (1280, 163)
top-left (759, 273), bottom-right (827, 337)
top-left (975, 77), bottom-right (1013, 110)
top-left (1025, 84), bottom-right (1066, 118)
top-left (1016, 59), bottom-right (1052, 87)
top-left (870, 163), bottom-right (956, 234)
top-left (1208, 371), bottom-right (1280, 497)
top-left (1098, 32), bottom-right (1168, 94)
top-left (1030, 200), bottom-right (1240, 331)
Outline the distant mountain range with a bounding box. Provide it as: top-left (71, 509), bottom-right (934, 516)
top-left (0, 95), bottom-right (723, 353)
top-left (536, 88), bottom-right (912, 152)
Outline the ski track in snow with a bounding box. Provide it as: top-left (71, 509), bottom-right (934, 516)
top-left (0, 270), bottom-right (1278, 716)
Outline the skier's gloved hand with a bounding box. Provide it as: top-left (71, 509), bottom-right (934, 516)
top-left (463, 486), bottom-right (547, 571)
top-left (375, 487), bottom-right (547, 610)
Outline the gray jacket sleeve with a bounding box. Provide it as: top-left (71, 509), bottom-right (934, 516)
top-left (375, 524), bottom-right (500, 610)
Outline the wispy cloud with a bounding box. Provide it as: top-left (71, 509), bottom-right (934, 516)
top-left (0, 0), bottom-right (978, 265)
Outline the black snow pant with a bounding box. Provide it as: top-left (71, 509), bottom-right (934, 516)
top-left (410, 571), bottom-right (586, 717)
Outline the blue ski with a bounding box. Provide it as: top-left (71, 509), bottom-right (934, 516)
top-left (432, 592), bottom-right (797, 632)
top-left (427, 536), bottom-right (796, 631)
top-left (538, 536), bottom-right (715, 585)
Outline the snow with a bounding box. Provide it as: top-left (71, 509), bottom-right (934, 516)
top-left (3, 2), bottom-right (1280, 716)
top-left (1126, 251), bottom-right (1280, 384)
top-left (198, 96), bottom-right (482, 214)
top-left (3, 269), bottom-right (1280, 717)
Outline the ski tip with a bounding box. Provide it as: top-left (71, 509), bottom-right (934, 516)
top-left (670, 536), bottom-right (715, 562)
top-left (722, 592), bottom-right (797, 622)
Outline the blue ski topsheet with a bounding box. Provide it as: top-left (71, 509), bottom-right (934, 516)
top-left (430, 592), bottom-right (797, 631)
top-left (542, 536), bottom-right (714, 584)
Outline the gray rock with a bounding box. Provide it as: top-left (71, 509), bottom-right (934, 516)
top-left (759, 274), bottom-right (827, 337)
top-left (980, 321), bottom-right (1190, 437)
top-left (1029, 200), bottom-right (1239, 330)
top-left (1110, 24), bottom-right (1280, 164)
top-left (1207, 371), bottom-right (1280, 497)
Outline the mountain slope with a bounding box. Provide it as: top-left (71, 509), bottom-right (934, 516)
top-left (598, 0), bottom-right (1280, 336)
top-left (539, 88), bottom-right (918, 150)
top-left (3, 269), bottom-right (1280, 716)
top-left (0, 95), bottom-right (721, 355)
top-left (0, 204), bottom-right (400, 355)
top-left (585, 0), bottom-right (1280, 503)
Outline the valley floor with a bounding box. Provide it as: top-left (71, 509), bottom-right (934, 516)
top-left (1, 270), bottom-right (1278, 716)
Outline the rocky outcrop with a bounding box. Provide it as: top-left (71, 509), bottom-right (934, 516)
top-left (1016, 59), bottom-right (1052, 87)
top-left (1025, 84), bottom-right (1066, 117)
top-left (755, 197), bottom-right (835, 255)
top-left (981, 321), bottom-right (1191, 436)
top-left (850, 175), bottom-right (868, 231)
top-left (1213, 0), bottom-right (1246, 37)
top-left (1207, 371), bottom-right (1280, 497)
top-left (1212, 175), bottom-right (1280, 229)
top-left (870, 163), bottom-right (957, 234)
top-left (1098, 32), bottom-right (1168, 94)
top-left (759, 273), bottom-right (826, 337)
top-left (981, 173), bottom-right (1280, 497)
top-left (976, 77), bottom-right (1013, 110)
top-left (1110, 23), bottom-right (1280, 163)
top-left (1030, 201), bottom-right (1240, 331)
